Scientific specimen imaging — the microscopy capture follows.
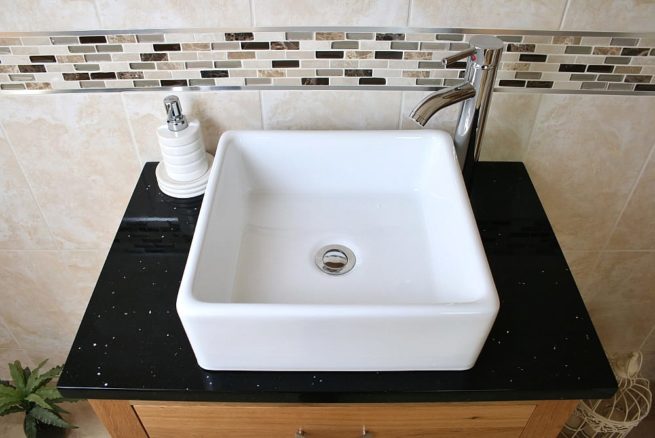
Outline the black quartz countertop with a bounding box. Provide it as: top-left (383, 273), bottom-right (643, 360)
top-left (59, 162), bottom-right (617, 403)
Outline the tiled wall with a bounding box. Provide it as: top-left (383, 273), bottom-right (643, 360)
top-left (0, 0), bottom-right (655, 385)
top-left (1, 30), bottom-right (654, 93)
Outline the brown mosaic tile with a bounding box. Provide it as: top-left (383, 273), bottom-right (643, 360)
top-left (635, 84), bottom-right (655, 91)
top-left (597, 74), bottom-right (623, 82)
top-left (346, 51), bottom-right (373, 59)
top-left (107, 34), bottom-right (136, 43)
top-left (416, 79), bottom-right (442, 85)
top-left (593, 47), bottom-right (621, 55)
top-left (286, 32), bottom-right (313, 40)
top-left (502, 62), bottom-right (531, 71)
top-left (84, 53), bottom-right (111, 62)
top-left (404, 51), bottom-right (431, 60)
top-left (608, 83), bottom-right (634, 91)
top-left (332, 41), bottom-right (358, 50)
top-left (161, 79), bottom-right (187, 86)
top-left (225, 33), bottom-right (254, 41)
top-left (154, 43), bottom-right (181, 52)
top-left (507, 44), bottom-right (536, 52)
top-left (62, 73), bottom-right (90, 81)
top-left (29, 55), bottom-right (56, 63)
top-left (402, 71), bottom-right (430, 78)
top-left (133, 79), bottom-right (159, 87)
top-left (420, 42), bottom-right (449, 51)
top-left (515, 72), bottom-right (542, 79)
top-left (559, 64), bottom-right (586, 72)
top-left (182, 43), bottom-right (210, 51)
top-left (375, 51), bottom-right (402, 60)
top-left (614, 66), bottom-right (642, 74)
top-left (553, 36), bottom-right (581, 45)
top-left (316, 69), bottom-right (342, 76)
top-left (316, 51), bottom-right (343, 59)
top-left (316, 32), bottom-right (344, 40)
top-left (55, 55), bottom-right (84, 63)
top-left (18, 65), bottom-right (46, 73)
top-left (241, 42), bottom-right (269, 50)
top-left (141, 53), bottom-right (168, 61)
top-left (499, 80), bottom-right (526, 87)
top-left (302, 78), bottom-right (329, 85)
top-left (258, 69), bottom-right (285, 77)
top-left (604, 56), bottom-right (631, 64)
top-left (621, 47), bottom-right (650, 56)
top-left (376, 33), bottom-right (404, 41)
top-left (570, 73), bottom-right (597, 81)
top-left (418, 61), bottom-right (444, 69)
top-left (526, 80), bottom-right (553, 88)
top-left (68, 45), bottom-right (95, 53)
top-left (271, 41), bottom-right (299, 50)
top-left (519, 54), bottom-right (547, 62)
top-left (200, 70), bottom-right (228, 78)
top-left (359, 77), bottom-right (385, 85)
top-left (581, 81), bottom-right (607, 89)
top-left (0, 65), bottom-right (19, 73)
top-left (212, 42), bottom-right (239, 50)
top-left (25, 82), bottom-right (51, 90)
top-left (90, 72), bottom-right (116, 80)
top-left (214, 61), bottom-right (242, 68)
top-left (130, 62), bottom-right (156, 70)
top-left (117, 71), bottom-right (143, 79)
top-left (157, 62), bottom-right (185, 70)
top-left (79, 36), bottom-right (106, 44)
top-left (228, 52), bottom-right (255, 59)
top-left (272, 60), bottom-right (300, 68)
top-left (624, 75), bottom-right (652, 83)
top-left (564, 46), bottom-right (592, 54)
top-left (344, 69), bottom-right (372, 77)
top-left (189, 79), bottom-right (216, 86)
top-left (587, 64), bottom-right (614, 73)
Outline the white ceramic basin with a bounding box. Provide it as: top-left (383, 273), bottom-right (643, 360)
top-left (177, 130), bottom-right (499, 371)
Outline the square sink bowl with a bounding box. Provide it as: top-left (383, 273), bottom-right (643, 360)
top-left (178, 130), bottom-right (499, 371)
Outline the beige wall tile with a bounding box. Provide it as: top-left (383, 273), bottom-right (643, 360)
top-left (608, 148), bottom-right (655, 250)
top-left (525, 95), bottom-right (655, 251)
top-left (0, 251), bottom-right (77, 365)
top-left (562, 250), bottom-right (599, 301)
top-left (96, 0), bottom-right (252, 29)
top-left (122, 91), bottom-right (263, 163)
top-left (586, 251), bottom-right (655, 354)
top-left (0, 348), bottom-right (34, 380)
top-left (401, 91), bottom-right (540, 161)
top-left (0, 94), bottom-right (141, 249)
top-left (0, 319), bottom-right (18, 350)
top-left (0, 0), bottom-right (100, 32)
top-left (0, 130), bottom-right (56, 250)
top-left (562, 0), bottom-right (655, 32)
top-left (410, 0), bottom-right (567, 29)
top-left (262, 90), bottom-right (402, 130)
top-left (253, 0), bottom-right (410, 26)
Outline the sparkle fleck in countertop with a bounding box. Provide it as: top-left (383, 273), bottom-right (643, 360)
top-left (58, 162), bottom-right (617, 402)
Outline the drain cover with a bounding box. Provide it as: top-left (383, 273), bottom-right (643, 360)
top-left (315, 244), bottom-right (356, 275)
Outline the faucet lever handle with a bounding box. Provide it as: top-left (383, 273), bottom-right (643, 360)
top-left (441, 47), bottom-right (476, 67)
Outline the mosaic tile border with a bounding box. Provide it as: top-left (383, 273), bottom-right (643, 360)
top-left (1, 28), bottom-right (653, 94)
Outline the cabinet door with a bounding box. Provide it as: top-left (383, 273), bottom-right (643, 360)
top-left (133, 402), bottom-right (535, 438)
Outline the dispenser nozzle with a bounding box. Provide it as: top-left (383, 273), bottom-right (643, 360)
top-left (164, 95), bottom-right (189, 132)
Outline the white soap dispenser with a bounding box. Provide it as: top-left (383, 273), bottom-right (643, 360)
top-left (155, 95), bottom-right (213, 198)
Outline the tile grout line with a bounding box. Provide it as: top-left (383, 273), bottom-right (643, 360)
top-left (258, 89), bottom-right (266, 129)
top-left (0, 118), bottom-right (61, 250)
top-left (639, 325), bottom-right (655, 351)
top-left (120, 92), bottom-right (145, 166)
top-left (558, 0), bottom-right (572, 31)
top-left (520, 93), bottom-right (544, 162)
top-left (600, 139), bottom-right (655, 252)
top-left (406, 0), bottom-right (414, 28)
top-left (249, 0), bottom-right (256, 28)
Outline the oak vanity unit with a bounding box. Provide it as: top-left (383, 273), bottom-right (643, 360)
top-left (58, 162), bottom-right (617, 438)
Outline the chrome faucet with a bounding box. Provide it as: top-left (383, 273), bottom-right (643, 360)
top-left (410, 35), bottom-right (504, 188)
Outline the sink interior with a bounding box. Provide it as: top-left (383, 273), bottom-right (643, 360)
top-left (191, 130), bottom-right (488, 306)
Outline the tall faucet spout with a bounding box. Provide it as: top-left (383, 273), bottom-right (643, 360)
top-left (409, 83), bottom-right (476, 127)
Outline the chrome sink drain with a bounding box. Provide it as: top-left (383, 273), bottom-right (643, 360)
top-left (316, 244), bottom-right (356, 275)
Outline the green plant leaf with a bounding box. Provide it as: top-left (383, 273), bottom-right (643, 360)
top-left (34, 387), bottom-right (62, 402)
top-left (25, 359), bottom-right (48, 393)
top-left (0, 400), bottom-right (23, 415)
top-left (0, 405), bottom-right (24, 416)
top-left (30, 365), bottom-right (62, 391)
top-left (26, 394), bottom-right (53, 410)
top-left (8, 361), bottom-right (26, 392)
top-left (29, 406), bottom-right (75, 429)
top-left (24, 414), bottom-right (37, 438)
top-left (0, 382), bottom-right (17, 397)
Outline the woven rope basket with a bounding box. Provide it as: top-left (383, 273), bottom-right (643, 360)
top-left (560, 352), bottom-right (652, 438)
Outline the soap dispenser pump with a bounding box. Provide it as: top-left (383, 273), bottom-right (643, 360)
top-left (155, 95), bottom-right (213, 198)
